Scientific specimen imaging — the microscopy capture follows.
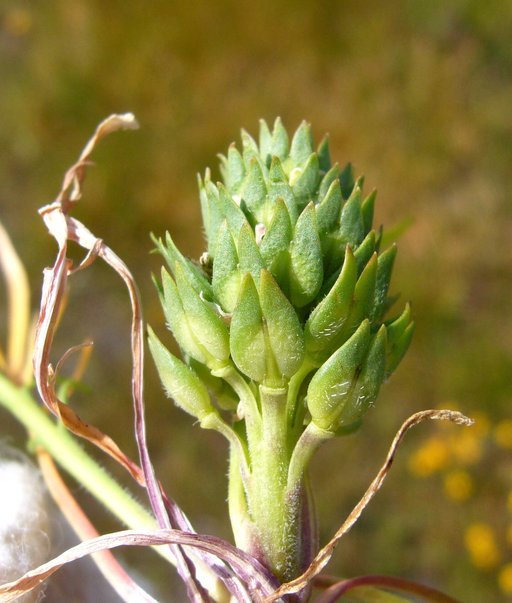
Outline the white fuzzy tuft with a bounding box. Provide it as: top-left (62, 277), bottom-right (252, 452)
top-left (0, 451), bottom-right (51, 602)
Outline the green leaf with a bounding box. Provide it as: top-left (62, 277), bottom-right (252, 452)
top-left (259, 198), bottom-right (292, 277)
top-left (290, 203), bottom-right (323, 307)
top-left (187, 357), bottom-right (238, 411)
top-left (290, 121), bottom-right (314, 166)
top-left (217, 183), bottom-right (249, 238)
top-left (152, 232), bottom-right (213, 298)
top-left (241, 129), bottom-right (260, 166)
top-left (317, 134), bottom-right (331, 173)
top-left (270, 117), bottom-right (290, 160)
top-left (258, 119), bottom-right (273, 165)
top-left (341, 252), bottom-right (378, 338)
top-left (160, 268), bottom-right (209, 365)
top-left (212, 222), bottom-right (241, 312)
top-left (316, 179), bottom-right (342, 235)
top-left (237, 222), bottom-right (264, 283)
top-left (224, 144), bottom-right (246, 192)
top-left (202, 179), bottom-right (224, 255)
top-left (173, 261), bottom-right (230, 363)
top-left (260, 269), bottom-right (305, 380)
top-left (307, 320), bottom-right (371, 432)
top-left (318, 164), bottom-right (340, 202)
top-left (304, 247), bottom-right (357, 363)
top-left (361, 189), bottom-right (376, 234)
top-left (386, 303), bottom-right (414, 377)
top-left (371, 244), bottom-right (397, 322)
top-left (354, 230), bottom-right (377, 274)
top-left (291, 152), bottom-right (321, 209)
top-left (337, 325), bottom-right (387, 427)
top-left (239, 158), bottom-right (268, 216)
top-left (148, 327), bottom-right (215, 421)
top-left (338, 186), bottom-right (365, 247)
top-left (339, 162), bottom-right (355, 199)
top-left (230, 274), bottom-right (266, 382)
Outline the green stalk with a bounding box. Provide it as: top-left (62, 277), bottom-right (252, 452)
top-left (246, 384), bottom-right (302, 583)
top-left (0, 374), bottom-right (161, 552)
top-left (0, 374), bottom-right (234, 602)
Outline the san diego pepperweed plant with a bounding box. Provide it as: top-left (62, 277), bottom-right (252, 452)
top-left (0, 114), bottom-right (473, 603)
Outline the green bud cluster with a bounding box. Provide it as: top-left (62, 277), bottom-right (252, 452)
top-left (151, 119), bottom-right (413, 436)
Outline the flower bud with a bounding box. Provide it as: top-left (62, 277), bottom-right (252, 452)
top-left (148, 327), bottom-right (216, 422)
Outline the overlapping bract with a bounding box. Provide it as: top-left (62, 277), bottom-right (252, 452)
top-left (152, 119), bottom-right (413, 434)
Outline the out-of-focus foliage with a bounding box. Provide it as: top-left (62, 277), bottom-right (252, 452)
top-left (1, 1), bottom-right (511, 600)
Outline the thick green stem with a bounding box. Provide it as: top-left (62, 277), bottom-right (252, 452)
top-left (245, 384), bottom-right (304, 583)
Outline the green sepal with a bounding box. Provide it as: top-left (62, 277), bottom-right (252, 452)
top-left (269, 156), bottom-right (288, 183)
top-left (259, 269), bottom-right (305, 382)
top-left (188, 356), bottom-right (238, 411)
top-left (202, 178), bottom-right (224, 255)
top-left (259, 198), bottom-right (292, 281)
top-left (353, 230), bottom-right (376, 274)
top-left (270, 117), bottom-right (290, 160)
top-left (339, 252), bottom-right (378, 342)
top-left (152, 232), bottom-right (212, 299)
top-left (291, 152), bottom-right (321, 209)
top-left (316, 179), bottom-right (342, 235)
top-left (289, 202), bottom-right (323, 307)
top-left (318, 164), bottom-right (340, 202)
top-left (160, 268), bottom-right (210, 365)
top-left (386, 303), bottom-right (414, 377)
top-left (239, 158), bottom-right (268, 217)
top-left (304, 246), bottom-right (357, 364)
top-left (148, 327), bottom-right (215, 421)
top-left (241, 129), bottom-right (260, 166)
top-left (268, 176), bottom-right (298, 225)
top-left (361, 189), bottom-right (376, 234)
top-left (339, 162), bottom-right (355, 199)
top-left (371, 244), bottom-right (397, 322)
top-left (258, 119), bottom-right (273, 165)
top-left (338, 186), bottom-right (365, 247)
top-left (307, 320), bottom-right (372, 433)
top-left (224, 144), bottom-right (246, 192)
top-left (217, 183), bottom-right (249, 238)
top-left (230, 273), bottom-right (266, 382)
top-left (290, 121), bottom-right (314, 166)
top-left (336, 325), bottom-right (387, 427)
top-left (173, 261), bottom-right (230, 363)
top-left (212, 221), bottom-right (241, 312)
top-left (237, 222), bottom-right (264, 284)
top-left (317, 134), bottom-right (332, 173)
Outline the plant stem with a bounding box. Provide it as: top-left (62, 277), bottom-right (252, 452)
top-left (246, 384), bottom-right (304, 583)
top-left (0, 374), bottom-right (161, 553)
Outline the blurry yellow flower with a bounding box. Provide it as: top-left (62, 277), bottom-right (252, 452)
top-left (498, 563), bottom-right (512, 594)
top-left (494, 420), bottom-right (512, 450)
top-left (443, 470), bottom-right (473, 502)
top-left (506, 524), bottom-right (512, 547)
top-left (464, 523), bottom-right (501, 570)
top-left (449, 430), bottom-right (483, 465)
top-left (408, 436), bottom-right (450, 477)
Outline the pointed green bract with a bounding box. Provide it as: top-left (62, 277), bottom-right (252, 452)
top-left (173, 261), bottom-right (230, 363)
top-left (260, 269), bottom-right (305, 382)
top-left (307, 320), bottom-right (372, 433)
top-left (304, 246), bottom-right (357, 364)
top-left (148, 327), bottom-right (215, 422)
top-left (289, 203), bottom-right (323, 307)
top-left (230, 274), bottom-right (266, 382)
top-left (212, 221), bottom-right (241, 312)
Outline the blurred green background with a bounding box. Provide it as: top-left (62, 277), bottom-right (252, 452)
top-left (1, 1), bottom-right (512, 601)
